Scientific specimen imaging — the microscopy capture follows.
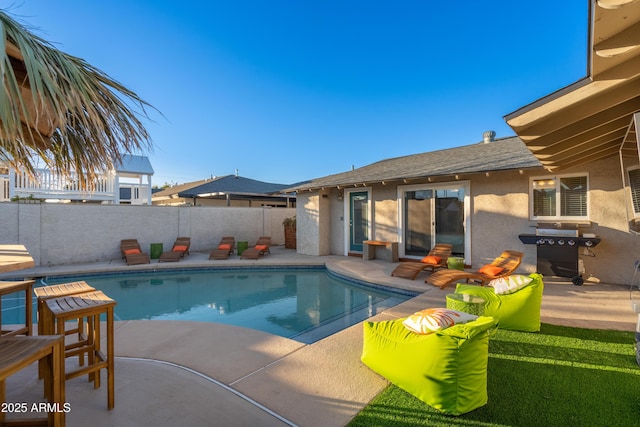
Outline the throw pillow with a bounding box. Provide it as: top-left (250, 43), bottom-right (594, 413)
top-left (489, 274), bottom-right (533, 295)
top-left (255, 245), bottom-right (268, 251)
top-left (421, 255), bottom-right (442, 265)
top-left (478, 264), bottom-right (504, 276)
top-left (402, 308), bottom-right (477, 335)
top-left (218, 244), bottom-right (232, 251)
top-left (173, 245), bottom-right (188, 252)
top-left (124, 248), bottom-right (141, 255)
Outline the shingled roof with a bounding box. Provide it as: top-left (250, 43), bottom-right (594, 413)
top-left (178, 175), bottom-right (291, 197)
top-left (152, 179), bottom-right (209, 199)
top-left (285, 136), bottom-right (541, 192)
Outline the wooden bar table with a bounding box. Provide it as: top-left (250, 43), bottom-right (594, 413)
top-left (0, 245), bottom-right (36, 337)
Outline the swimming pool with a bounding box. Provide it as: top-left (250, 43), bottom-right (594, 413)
top-left (27, 267), bottom-right (414, 343)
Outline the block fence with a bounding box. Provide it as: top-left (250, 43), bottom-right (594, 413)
top-left (0, 203), bottom-right (295, 267)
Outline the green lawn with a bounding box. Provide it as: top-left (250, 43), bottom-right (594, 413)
top-left (348, 324), bottom-right (639, 427)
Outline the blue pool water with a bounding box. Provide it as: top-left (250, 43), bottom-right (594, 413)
top-left (3, 267), bottom-right (414, 344)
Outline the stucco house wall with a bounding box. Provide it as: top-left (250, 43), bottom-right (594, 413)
top-left (294, 154), bottom-right (639, 285)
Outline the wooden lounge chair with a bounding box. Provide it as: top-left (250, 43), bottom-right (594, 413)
top-left (240, 237), bottom-right (272, 259)
top-left (256, 236), bottom-right (271, 253)
top-left (209, 237), bottom-right (235, 260)
top-left (425, 250), bottom-right (524, 290)
top-left (159, 237), bottom-right (191, 262)
top-left (390, 243), bottom-right (453, 280)
top-left (120, 239), bottom-right (150, 265)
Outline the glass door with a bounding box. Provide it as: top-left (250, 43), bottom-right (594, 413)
top-left (401, 184), bottom-right (467, 258)
top-left (349, 191), bottom-right (369, 252)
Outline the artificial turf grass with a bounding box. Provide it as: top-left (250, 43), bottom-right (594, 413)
top-left (348, 323), bottom-right (639, 427)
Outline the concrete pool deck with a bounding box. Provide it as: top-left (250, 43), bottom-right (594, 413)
top-left (2, 247), bottom-right (637, 426)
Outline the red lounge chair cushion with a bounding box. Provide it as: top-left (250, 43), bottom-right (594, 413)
top-left (124, 248), bottom-right (141, 255)
top-left (421, 255), bottom-right (442, 265)
top-left (255, 245), bottom-right (268, 251)
top-left (218, 244), bottom-right (232, 250)
top-left (173, 245), bottom-right (188, 252)
top-left (478, 265), bottom-right (504, 276)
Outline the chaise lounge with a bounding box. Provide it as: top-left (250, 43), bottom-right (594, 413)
top-left (390, 243), bottom-right (453, 280)
top-left (209, 237), bottom-right (235, 260)
top-left (159, 237), bottom-right (191, 262)
top-left (240, 237), bottom-right (272, 260)
top-left (120, 239), bottom-right (150, 265)
top-left (425, 250), bottom-right (524, 289)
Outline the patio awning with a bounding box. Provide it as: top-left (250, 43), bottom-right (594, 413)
top-left (505, 0), bottom-right (640, 171)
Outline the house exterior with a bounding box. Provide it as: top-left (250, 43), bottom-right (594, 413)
top-left (285, 1), bottom-right (640, 286)
top-left (286, 132), bottom-right (639, 285)
top-left (152, 174), bottom-right (295, 208)
top-left (0, 154), bottom-right (154, 205)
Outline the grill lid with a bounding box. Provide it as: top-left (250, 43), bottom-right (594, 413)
top-left (535, 229), bottom-right (579, 237)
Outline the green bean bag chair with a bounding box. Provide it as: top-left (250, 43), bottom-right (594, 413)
top-left (361, 316), bottom-right (497, 415)
top-left (454, 273), bottom-right (544, 332)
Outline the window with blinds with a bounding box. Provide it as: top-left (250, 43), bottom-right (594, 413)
top-left (629, 167), bottom-right (640, 216)
top-left (530, 174), bottom-right (588, 220)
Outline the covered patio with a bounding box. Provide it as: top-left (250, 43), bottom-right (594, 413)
top-left (505, 0), bottom-right (640, 233)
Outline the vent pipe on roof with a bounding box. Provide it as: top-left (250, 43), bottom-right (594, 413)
top-left (483, 130), bottom-right (496, 143)
top-left (235, 169), bottom-right (239, 178)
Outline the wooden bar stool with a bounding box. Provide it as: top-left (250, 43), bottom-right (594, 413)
top-left (0, 335), bottom-right (65, 427)
top-left (34, 281), bottom-right (95, 378)
top-left (0, 280), bottom-right (35, 337)
top-left (41, 290), bottom-right (116, 410)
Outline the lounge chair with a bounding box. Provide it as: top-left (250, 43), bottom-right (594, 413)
top-left (120, 239), bottom-right (150, 265)
top-left (256, 236), bottom-right (271, 253)
top-left (240, 237), bottom-right (272, 260)
top-left (209, 237), bottom-right (235, 260)
top-left (425, 250), bottom-right (524, 289)
top-left (159, 237), bottom-right (191, 262)
top-left (390, 243), bottom-right (453, 280)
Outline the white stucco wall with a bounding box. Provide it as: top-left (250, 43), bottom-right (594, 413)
top-left (296, 191), bottom-right (331, 256)
top-left (0, 203), bottom-right (294, 267)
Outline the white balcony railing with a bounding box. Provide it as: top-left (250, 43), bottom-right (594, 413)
top-left (1, 156), bottom-right (153, 204)
top-left (8, 168), bottom-right (116, 201)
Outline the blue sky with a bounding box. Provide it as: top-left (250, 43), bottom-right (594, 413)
top-left (7, 1), bottom-right (588, 186)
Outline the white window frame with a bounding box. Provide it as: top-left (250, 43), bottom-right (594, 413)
top-left (529, 173), bottom-right (589, 221)
top-left (627, 166), bottom-right (640, 218)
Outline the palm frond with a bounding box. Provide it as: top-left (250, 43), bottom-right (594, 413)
top-left (0, 10), bottom-right (156, 179)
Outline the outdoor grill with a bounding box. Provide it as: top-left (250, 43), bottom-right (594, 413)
top-left (519, 227), bottom-right (601, 285)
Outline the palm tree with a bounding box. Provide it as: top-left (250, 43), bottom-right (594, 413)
top-left (0, 9), bottom-right (155, 180)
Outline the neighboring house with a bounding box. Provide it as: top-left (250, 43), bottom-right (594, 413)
top-left (152, 173), bottom-right (296, 208)
top-left (285, 2), bottom-right (640, 286)
top-left (0, 154), bottom-right (154, 205)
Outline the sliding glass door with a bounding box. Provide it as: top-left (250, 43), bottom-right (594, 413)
top-left (400, 183), bottom-right (469, 258)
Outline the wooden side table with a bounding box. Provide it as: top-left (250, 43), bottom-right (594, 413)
top-left (0, 280), bottom-right (35, 337)
top-left (0, 335), bottom-right (65, 426)
top-left (363, 240), bottom-right (399, 262)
